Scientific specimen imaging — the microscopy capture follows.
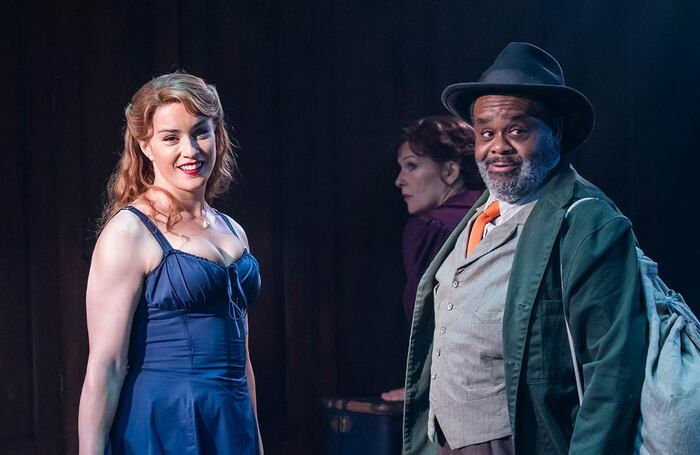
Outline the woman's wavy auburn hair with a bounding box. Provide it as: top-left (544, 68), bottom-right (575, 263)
top-left (99, 72), bottom-right (236, 231)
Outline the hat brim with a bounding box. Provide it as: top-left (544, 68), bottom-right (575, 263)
top-left (442, 83), bottom-right (595, 153)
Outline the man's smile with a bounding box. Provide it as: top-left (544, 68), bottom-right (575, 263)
top-left (485, 158), bottom-right (523, 175)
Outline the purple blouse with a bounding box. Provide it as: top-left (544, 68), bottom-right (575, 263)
top-left (401, 190), bottom-right (482, 321)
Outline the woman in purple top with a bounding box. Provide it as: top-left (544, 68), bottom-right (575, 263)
top-left (383, 115), bottom-right (483, 401)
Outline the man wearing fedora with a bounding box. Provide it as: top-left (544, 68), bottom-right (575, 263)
top-left (402, 42), bottom-right (646, 454)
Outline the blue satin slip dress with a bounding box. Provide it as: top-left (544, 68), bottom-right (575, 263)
top-left (108, 206), bottom-right (261, 454)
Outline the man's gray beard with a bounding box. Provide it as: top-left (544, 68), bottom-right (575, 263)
top-left (477, 143), bottom-right (560, 203)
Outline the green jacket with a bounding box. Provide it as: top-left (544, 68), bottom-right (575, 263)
top-left (403, 162), bottom-right (646, 454)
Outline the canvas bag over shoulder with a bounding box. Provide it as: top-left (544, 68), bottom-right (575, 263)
top-left (561, 198), bottom-right (700, 455)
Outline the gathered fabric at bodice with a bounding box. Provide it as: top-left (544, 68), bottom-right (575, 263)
top-left (122, 206), bottom-right (261, 378)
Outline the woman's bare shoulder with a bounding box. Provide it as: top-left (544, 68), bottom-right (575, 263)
top-left (218, 211), bottom-right (250, 249)
top-left (92, 208), bottom-right (160, 273)
top-left (100, 209), bottom-right (148, 243)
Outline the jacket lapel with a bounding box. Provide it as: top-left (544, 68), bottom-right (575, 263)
top-left (501, 162), bottom-right (577, 436)
top-left (456, 221), bottom-right (520, 269)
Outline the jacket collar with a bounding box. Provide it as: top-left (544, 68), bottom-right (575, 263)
top-left (537, 158), bottom-right (576, 209)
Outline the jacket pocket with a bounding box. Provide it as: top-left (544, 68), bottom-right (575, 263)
top-left (473, 309), bottom-right (505, 324)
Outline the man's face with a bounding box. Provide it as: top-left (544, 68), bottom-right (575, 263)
top-left (472, 95), bottom-right (561, 202)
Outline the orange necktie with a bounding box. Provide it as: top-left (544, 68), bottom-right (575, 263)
top-left (466, 200), bottom-right (501, 256)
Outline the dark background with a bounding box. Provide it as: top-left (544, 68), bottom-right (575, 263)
top-left (2, 0), bottom-right (698, 453)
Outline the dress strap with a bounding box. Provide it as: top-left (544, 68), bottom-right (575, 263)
top-left (214, 209), bottom-right (241, 241)
top-left (122, 206), bottom-right (173, 253)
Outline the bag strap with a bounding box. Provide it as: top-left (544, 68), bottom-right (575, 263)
top-left (561, 197), bottom-right (598, 405)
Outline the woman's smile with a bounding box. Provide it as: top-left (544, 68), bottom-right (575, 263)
top-left (178, 161), bottom-right (204, 175)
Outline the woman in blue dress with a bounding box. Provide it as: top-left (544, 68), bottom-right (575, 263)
top-left (78, 72), bottom-right (263, 454)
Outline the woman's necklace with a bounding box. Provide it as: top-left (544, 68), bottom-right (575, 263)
top-left (195, 206), bottom-right (213, 230)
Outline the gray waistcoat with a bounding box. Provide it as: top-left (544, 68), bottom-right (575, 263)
top-left (428, 203), bottom-right (535, 449)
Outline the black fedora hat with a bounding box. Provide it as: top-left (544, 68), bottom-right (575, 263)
top-left (442, 42), bottom-right (595, 153)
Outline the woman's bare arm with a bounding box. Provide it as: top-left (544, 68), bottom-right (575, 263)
top-left (245, 333), bottom-right (264, 454)
top-left (78, 212), bottom-right (154, 455)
